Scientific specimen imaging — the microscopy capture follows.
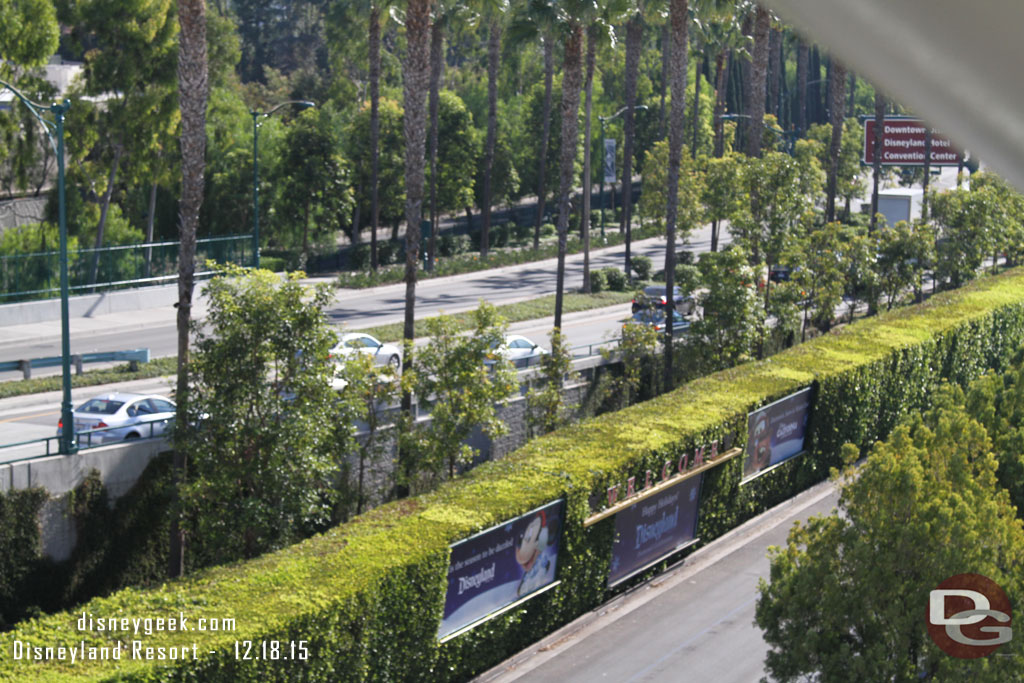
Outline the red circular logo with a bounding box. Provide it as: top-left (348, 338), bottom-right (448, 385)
top-left (927, 573), bottom-right (1013, 658)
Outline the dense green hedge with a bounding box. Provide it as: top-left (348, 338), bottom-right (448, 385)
top-left (5, 268), bottom-right (1024, 681)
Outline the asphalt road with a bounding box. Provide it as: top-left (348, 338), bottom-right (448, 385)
top-left (478, 479), bottom-right (842, 683)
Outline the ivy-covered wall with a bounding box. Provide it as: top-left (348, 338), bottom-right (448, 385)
top-left (4, 269), bottom-right (1024, 681)
top-left (0, 454), bottom-right (174, 633)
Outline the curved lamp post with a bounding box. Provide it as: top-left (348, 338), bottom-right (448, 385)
top-left (250, 100), bottom-right (315, 268)
top-left (597, 104), bottom-right (648, 241)
top-left (0, 78), bottom-right (75, 455)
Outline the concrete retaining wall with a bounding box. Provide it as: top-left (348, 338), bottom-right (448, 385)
top-left (0, 283), bottom-right (180, 326)
top-left (0, 438), bottom-right (167, 561)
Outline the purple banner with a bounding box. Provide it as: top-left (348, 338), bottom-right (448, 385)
top-left (607, 475), bottom-right (702, 587)
top-left (438, 499), bottom-right (564, 639)
top-left (742, 387), bottom-right (813, 482)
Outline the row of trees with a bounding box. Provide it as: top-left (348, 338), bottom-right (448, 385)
top-left (756, 358), bottom-right (1024, 680)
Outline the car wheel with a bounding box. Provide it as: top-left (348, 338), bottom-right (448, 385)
top-left (631, 302), bottom-right (641, 313)
top-left (388, 355), bottom-right (401, 372)
top-left (125, 432), bottom-right (140, 441)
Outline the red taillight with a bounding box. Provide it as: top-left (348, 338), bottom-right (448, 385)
top-left (58, 419), bottom-right (62, 429)
top-left (96, 421), bottom-right (108, 429)
top-left (660, 296), bottom-right (667, 304)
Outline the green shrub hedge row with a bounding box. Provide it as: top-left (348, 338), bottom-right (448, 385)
top-left (6, 268), bottom-right (1024, 681)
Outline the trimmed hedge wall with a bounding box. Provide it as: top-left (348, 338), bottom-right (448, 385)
top-left (5, 268), bottom-right (1024, 681)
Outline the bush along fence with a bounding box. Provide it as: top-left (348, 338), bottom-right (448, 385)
top-left (5, 267), bottom-right (1024, 681)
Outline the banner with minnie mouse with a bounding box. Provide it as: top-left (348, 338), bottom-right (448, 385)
top-left (438, 499), bottom-right (564, 640)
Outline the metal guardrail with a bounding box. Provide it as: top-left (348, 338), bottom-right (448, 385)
top-left (0, 234), bottom-right (253, 302)
top-left (0, 418), bottom-right (172, 464)
top-left (0, 348), bottom-right (150, 379)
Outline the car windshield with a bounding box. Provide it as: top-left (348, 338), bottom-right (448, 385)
top-left (77, 398), bottom-right (124, 415)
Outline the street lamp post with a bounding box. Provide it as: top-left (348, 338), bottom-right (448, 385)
top-left (597, 104), bottom-right (649, 242)
top-left (250, 100), bottom-right (315, 269)
top-left (0, 78), bottom-right (75, 454)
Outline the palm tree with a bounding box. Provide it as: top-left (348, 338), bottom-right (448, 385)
top-left (171, 0), bottom-right (208, 578)
top-left (478, 0), bottom-right (509, 260)
top-left (869, 89), bottom-right (886, 232)
top-left (398, 0), bottom-right (432, 497)
top-left (745, 3), bottom-right (770, 157)
top-left (663, 0), bottom-right (688, 387)
top-left (695, 5), bottom-right (747, 157)
top-left (326, 0), bottom-right (393, 270)
top-left (579, 3), bottom-right (625, 292)
top-left (825, 57), bottom-right (846, 222)
top-left (508, 0), bottom-right (559, 251)
top-left (620, 4), bottom-right (644, 278)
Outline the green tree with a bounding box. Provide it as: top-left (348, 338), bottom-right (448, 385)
top-left (602, 319), bottom-right (660, 409)
top-left (874, 218), bottom-right (935, 309)
top-left (176, 266), bottom-right (339, 566)
top-left (756, 392), bottom-right (1024, 682)
top-left (638, 140), bottom-right (704, 236)
top-left (274, 106), bottom-right (354, 267)
top-left (0, 0), bottom-right (58, 75)
top-left (791, 221), bottom-right (848, 336)
top-left (427, 91), bottom-right (478, 221)
top-left (400, 302), bottom-right (517, 485)
top-left (807, 118), bottom-right (865, 221)
top-left (931, 187), bottom-right (997, 289)
top-left (690, 246), bottom-right (762, 367)
top-left (526, 328), bottom-right (576, 436)
top-left (334, 353), bottom-right (400, 516)
top-left (344, 98), bottom-right (406, 242)
top-left (699, 152), bottom-right (743, 252)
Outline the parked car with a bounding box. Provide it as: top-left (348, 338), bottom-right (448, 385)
top-left (631, 285), bottom-right (697, 317)
top-left (625, 307), bottom-right (690, 334)
top-left (57, 392), bottom-right (176, 444)
top-left (486, 335), bottom-right (548, 368)
top-left (330, 333), bottom-right (402, 372)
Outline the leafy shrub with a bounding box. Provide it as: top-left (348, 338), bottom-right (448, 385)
top-left (439, 234), bottom-right (471, 257)
top-left (630, 255), bottom-right (653, 280)
top-left (589, 268), bottom-right (607, 292)
top-left (348, 244), bottom-right (372, 270)
top-left (603, 266), bottom-right (627, 291)
top-left (513, 222), bottom-right (532, 242)
top-left (260, 257), bottom-right (286, 272)
top-left (540, 222), bottom-right (556, 238)
top-left (377, 239), bottom-right (402, 265)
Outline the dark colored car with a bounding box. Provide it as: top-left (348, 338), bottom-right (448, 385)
top-left (625, 307), bottom-right (690, 334)
top-left (631, 285), bottom-right (697, 316)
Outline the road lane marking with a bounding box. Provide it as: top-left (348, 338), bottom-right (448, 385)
top-left (0, 410), bottom-right (59, 424)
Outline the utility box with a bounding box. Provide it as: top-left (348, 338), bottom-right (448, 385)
top-left (875, 188), bottom-right (924, 227)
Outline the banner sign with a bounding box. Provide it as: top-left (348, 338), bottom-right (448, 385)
top-left (742, 387), bottom-right (813, 483)
top-left (862, 118), bottom-right (962, 166)
top-left (438, 499), bottom-right (564, 640)
top-left (603, 139), bottom-right (617, 183)
top-left (607, 474), bottom-right (702, 587)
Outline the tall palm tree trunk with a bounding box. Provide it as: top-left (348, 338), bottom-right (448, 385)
top-left (554, 22), bottom-right (583, 330)
top-left (621, 14), bottom-right (642, 277)
top-left (768, 28), bottom-right (781, 118)
top-left (690, 43), bottom-right (701, 159)
top-left (870, 91), bottom-right (885, 232)
top-left (534, 36), bottom-right (553, 251)
top-left (825, 58), bottom-right (846, 222)
top-left (171, 0), bottom-right (207, 579)
top-left (713, 49), bottom-right (729, 157)
top-left (369, 5), bottom-right (381, 270)
top-left (398, 0), bottom-right (431, 498)
top-left (580, 28), bottom-right (596, 293)
top-left (427, 19), bottom-right (444, 269)
top-left (481, 18), bottom-right (500, 260)
top-left (664, 0), bottom-right (688, 389)
top-left (796, 39), bottom-right (807, 136)
top-left (745, 5), bottom-right (770, 157)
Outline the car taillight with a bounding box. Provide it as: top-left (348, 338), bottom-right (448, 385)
top-left (96, 421), bottom-right (108, 429)
top-left (661, 296), bottom-right (667, 304)
top-left (57, 419), bottom-right (62, 429)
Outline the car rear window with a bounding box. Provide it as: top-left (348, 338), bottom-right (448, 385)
top-left (78, 399), bottom-right (124, 414)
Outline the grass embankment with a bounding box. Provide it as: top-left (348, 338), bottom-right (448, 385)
top-left (356, 290), bottom-right (634, 342)
top-left (0, 357), bottom-right (178, 401)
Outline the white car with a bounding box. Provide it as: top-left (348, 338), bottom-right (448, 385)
top-left (57, 392), bottom-right (176, 445)
top-left (330, 332), bottom-right (402, 372)
top-left (487, 335), bottom-right (548, 368)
